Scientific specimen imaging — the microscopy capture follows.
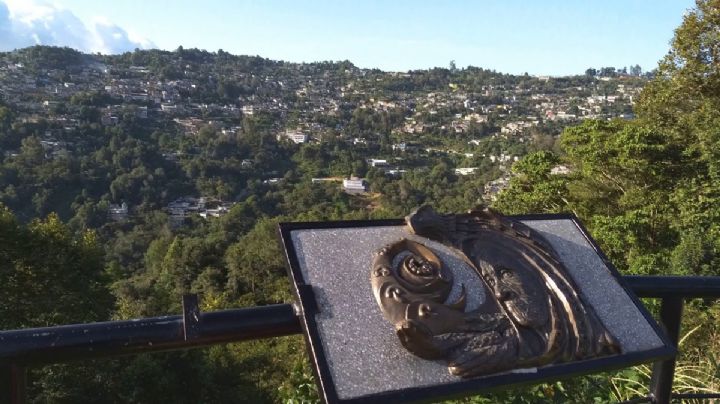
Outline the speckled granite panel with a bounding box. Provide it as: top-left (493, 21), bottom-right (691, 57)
top-left (290, 219), bottom-right (663, 400)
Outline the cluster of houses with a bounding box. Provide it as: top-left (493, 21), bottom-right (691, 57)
top-left (106, 197), bottom-right (237, 224)
top-left (166, 197), bottom-right (235, 222)
top-left (0, 49), bottom-right (640, 211)
top-left (0, 51), bottom-right (641, 153)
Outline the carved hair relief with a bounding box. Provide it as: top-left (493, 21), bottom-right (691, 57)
top-left (370, 206), bottom-right (620, 378)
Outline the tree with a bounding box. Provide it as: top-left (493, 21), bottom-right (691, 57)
top-left (0, 205), bottom-right (112, 329)
top-left (599, 66), bottom-right (616, 77)
top-left (634, 0), bottom-right (720, 275)
top-left (495, 0), bottom-right (720, 276)
top-left (18, 136), bottom-right (44, 167)
top-left (0, 105), bottom-right (13, 132)
top-left (494, 151), bottom-right (569, 214)
top-left (225, 218), bottom-right (287, 298)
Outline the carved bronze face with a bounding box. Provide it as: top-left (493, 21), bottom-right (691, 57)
top-left (371, 206), bottom-right (621, 378)
top-left (475, 241), bottom-right (550, 329)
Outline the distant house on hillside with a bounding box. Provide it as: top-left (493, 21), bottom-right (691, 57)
top-left (312, 177), bottom-right (341, 184)
top-left (278, 130), bottom-right (308, 144)
top-left (263, 178), bottom-right (283, 185)
top-left (455, 167), bottom-right (478, 176)
top-left (160, 103), bottom-right (179, 113)
top-left (343, 177), bottom-right (368, 194)
top-left (367, 159), bottom-right (388, 168)
top-left (550, 165), bottom-right (571, 175)
top-left (392, 142), bottom-right (419, 152)
top-left (199, 205), bottom-right (230, 219)
top-left (108, 202), bottom-right (129, 221)
top-left (483, 175), bottom-right (512, 202)
top-left (167, 197), bottom-right (200, 217)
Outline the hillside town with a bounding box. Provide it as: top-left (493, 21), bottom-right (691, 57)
top-left (0, 46), bottom-right (646, 222)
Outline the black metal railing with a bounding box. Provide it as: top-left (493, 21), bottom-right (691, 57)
top-left (2, 276), bottom-right (720, 404)
top-left (0, 298), bottom-right (301, 404)
top-left (620, 276), bottom-right (720, 404)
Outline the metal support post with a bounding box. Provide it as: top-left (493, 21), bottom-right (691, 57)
top-left (182, 294), bottom-right (201, 340)
top-left (0, 363), bottom-right (26, 404)
top-left (649, 297), bottom-right (683, 404)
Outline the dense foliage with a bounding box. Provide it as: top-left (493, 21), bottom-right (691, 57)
top-left (496, 0), bottom-right (720, 277)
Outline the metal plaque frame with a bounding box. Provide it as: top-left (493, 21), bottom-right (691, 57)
top-left (278, 213), bottom-right (675, 404)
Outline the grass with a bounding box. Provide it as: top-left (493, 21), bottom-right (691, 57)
top-left (610, 324), bottom-right (720, 403)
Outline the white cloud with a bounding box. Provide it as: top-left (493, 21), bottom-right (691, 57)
top-left (0, 0), bottom-right (154, 54)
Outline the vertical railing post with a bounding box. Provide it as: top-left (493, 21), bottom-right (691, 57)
top-left (649, 297), bottom-right (684, 404)
top-left (182, 294), bottom-right (201, 340)
top-left (0, 363), bottom-right (10, 404)
top-left (0, 363), bottom-right (27, 404)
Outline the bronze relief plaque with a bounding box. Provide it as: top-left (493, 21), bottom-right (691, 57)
top-left (371, 206), bottom-right (620, 378)
top-left (279, 208), bottom-right (673, 403)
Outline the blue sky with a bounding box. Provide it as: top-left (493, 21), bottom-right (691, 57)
top-left (0, 0), bottom-right (693, 75)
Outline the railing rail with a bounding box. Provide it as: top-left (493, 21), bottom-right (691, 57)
top-left (624, 275), bottom-right (720, 298)
top-left (2, 276), bottom-right (720, 404)
top-left (0, 298), bottom-right (301, 364)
